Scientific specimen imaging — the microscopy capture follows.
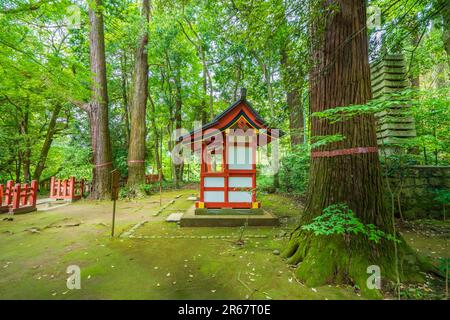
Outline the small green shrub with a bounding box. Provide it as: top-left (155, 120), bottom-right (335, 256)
top-left (302, 204), bottom-right (401, 244)
top-left (256, 174), bottom-right (276, 193)
top-left (119, 183), bottom-right (151, 199)
top-left (278, 144), bottom-right (310, 195)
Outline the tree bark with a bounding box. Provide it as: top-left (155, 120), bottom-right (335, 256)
top-left (409, 25), bottom-right (421, 88)
top-left (283, 0), bottom-right (429, 295)
top-left (233, 55), bottom-right (242, 101)
top-left (20, 105), bottom-right (31, 182)
top-left (280, 44), bottom-right (304, 146)
top-left (200, 66), bottom-right (208, 123)
top-left (148, 95), bottom-right (162, 178)
top-left (33, 103), bottom-right (63, 182)
top-left (15, 147), bottom-right (22, 183)
top-left (87, 0), bottom-right (113, 199)
top-left (173, 67), bottom-right (183, 186)
top-left (127, 0), bottom-right (150, 187)
top-left (179, 19), bottom-right (211, 122)
top-left (438, 0), bottom-right (450, 70)
top-left (120, 51), bottom-right (130, 149)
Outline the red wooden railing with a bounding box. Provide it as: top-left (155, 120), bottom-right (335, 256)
top-left (145, 174), bottom-right (160, 184)
top-left (1, 180), bottom-right (38, 214)
top-left (0, 181), bottom-right (14, 213)
top-left (50, 177), bottom-right (84, 200)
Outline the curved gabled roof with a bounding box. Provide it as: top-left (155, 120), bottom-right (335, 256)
top-left (178, 97), bottom-right (282, 146)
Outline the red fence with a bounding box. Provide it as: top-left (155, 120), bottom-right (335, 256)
top-left (145, 174), bottom-right (160, 184)
top-left (50, 177), bottom-right (84, 201)
top-left (0, 181), bottom-right (14, 213)
top-left (0, 180), bottom-right (37, 214)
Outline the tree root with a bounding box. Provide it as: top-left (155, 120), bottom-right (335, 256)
top-left (282, 229), bottom-right (434, 298)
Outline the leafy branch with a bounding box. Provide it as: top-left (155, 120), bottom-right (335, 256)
top-left (302, 204), bottom-right (401, 244)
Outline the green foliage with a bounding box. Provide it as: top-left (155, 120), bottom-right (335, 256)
top-left (119, 183), bottom-right (152, 199)
top-left (0, 0), bottom-right (448, 195)
top-left (311, 87), bottom-right (450, 165)
top-left (256, 174), bottom-right (276, 193)
top-left (278, 144), bottom-right (310, 194)
top-left (434, 189), bottom-right (450, 206)
top-left (438, 257), bottom-right (449, 279)
top-left (302, 204), bottom-right (401, 244)
top-left (309, 134), bottom-right (345, 149)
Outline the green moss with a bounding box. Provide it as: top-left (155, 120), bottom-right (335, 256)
top-left (259, 193), bottom-right (303, 217)
top-left (0, 188), bottom-right (445, 300)
top-left (282, 228), bottom-right (434, 299)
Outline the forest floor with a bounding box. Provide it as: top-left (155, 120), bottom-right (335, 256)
top-left (0, 187), bottom-right (448, 300)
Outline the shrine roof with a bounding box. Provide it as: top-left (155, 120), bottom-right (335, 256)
top-left (178, 95), bottom-right (283, 145)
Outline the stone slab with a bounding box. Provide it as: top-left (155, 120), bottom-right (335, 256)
top-left (180, 206), bottom-right (279, 227)
top-left (166, 212), bottom-right (184, 222)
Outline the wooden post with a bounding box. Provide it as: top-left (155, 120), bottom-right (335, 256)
top-left (69, 177), bottom-right (75, 198)
top-left (111, 169), bottom-right (120, 237)
top-left (56, 179), bottom-right (61, 197)
top-left (80, 179), bottom-right (85, 198)
top-left (63, 179), bottom-right (68, 197)
top-left (50, 177), bottom-right (55, 198)
top-left (21, 183), bottom-right (29, 206)
top-left (12, 183), bottom-right (21, 211)
top-left (159, 126), bottom-right (163, 206)
top-left (30, 180), bottom-right (38, 207)
top-left (5, 180), bottom-right (13, 205)
top-left (0, 184), bottom-right (3, 207)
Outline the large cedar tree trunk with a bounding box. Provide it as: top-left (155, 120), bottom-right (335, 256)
top-left (281, 44), bottom-right (304, 146)
top-left (33, 103), bottom-right (63, 182)
top-left (438, 0), bottom-right (450, 70)
top-left (148, 95), bottom-right (162, 178)
top-left (87, 0), bottom-right (113, 199)
top-left (120, 51), bottom-right (131, 149)
top-left (173, 67), bottom-right (184, 186)
top-left (20, 106), bottom-right (31, 182)
top-left (283, 0), bottom-right (428, 296)
top-left (127, 0), bottom-right (150, 187)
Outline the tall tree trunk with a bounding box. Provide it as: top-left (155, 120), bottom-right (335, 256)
top-left (20, 105), bottom-right (31, 182)
top-left (163, 51), bottom-right (175, 181)
top-left (33, 103), bottom-right (63, 182)
top-left (127, 0), bottom-right (150, 187)
top-left (409, 26), bottom-right (421, 88)
top-left (148, 95), bottom-right (162, 178)
top-left (87, 0), bottom-right (113, 199)
top-left (120, 51), bottom-right (130, 149)
top-left (283, 0), bottom-right (428, 296)
top-left (15, 149), bottom-right (22, 183)
top-left (233, 55), bottom-right (242, 101)
top-left (173, 68), bottom-right (183, 187)
top-left (201, 70), bottom-right (208, 123)
top-left (280, 44), bottom-right (304, 146)
top-left (200, 52), bottom-right (210, 122)
top-left (258, 56), bottom-right (280, 189)
top-left (179, 19), bottom-right (211, 122)
top-left (438, 0), bottom-right (450, 71)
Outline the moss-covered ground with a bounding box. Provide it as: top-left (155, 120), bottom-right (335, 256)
top-left (0, 188), bottom-right (447, 299)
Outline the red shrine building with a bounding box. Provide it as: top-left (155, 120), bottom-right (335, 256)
top-left (179, 89), bottom-right (280, 212)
